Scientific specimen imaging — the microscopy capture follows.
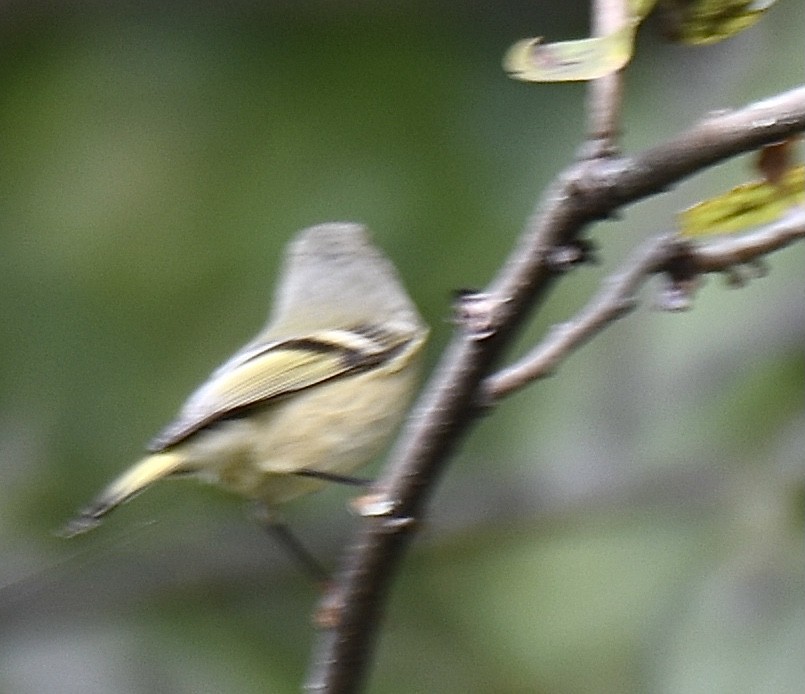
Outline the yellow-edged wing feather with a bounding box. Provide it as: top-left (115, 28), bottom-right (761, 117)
top-left (149, 329), bottom-right (407, 451)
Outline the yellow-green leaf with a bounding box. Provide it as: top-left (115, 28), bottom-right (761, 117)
top-left (504, 0), bottom-right (660, 83)
top-left (504, 22), bottom-right (639, 83)
top-left (663, 0), bottom-right (778, 45)
top-left (678, 165), bottom-right (804, 237)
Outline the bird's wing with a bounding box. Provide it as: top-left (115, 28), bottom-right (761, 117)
top-left (147, 328), bottom-right (409, 451)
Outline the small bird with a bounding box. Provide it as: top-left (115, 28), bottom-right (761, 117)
top-left (63, 223), bottom-right (428, 537)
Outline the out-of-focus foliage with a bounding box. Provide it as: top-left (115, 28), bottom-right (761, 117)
top-left (680, 138), bottom-right (803, 237)
top-left (679, 165), bottom-right (804, 236)
top-left (0, 2), bottom-right (803, 693)
top-left (505, 0), bottom-right (778, 82)
top-left (661, 0), bottom-right (779, 45)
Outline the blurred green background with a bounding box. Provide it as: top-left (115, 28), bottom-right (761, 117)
top-left (1, 2), bottom-right (803, 693)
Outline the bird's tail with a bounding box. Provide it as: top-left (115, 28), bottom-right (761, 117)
top-left (61, 451), bottom-right (185, 537)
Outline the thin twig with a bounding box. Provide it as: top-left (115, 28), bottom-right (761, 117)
top-left (486, 207), bottom-right (805, 400)
top-left (305, 86), bottom-right (805, 694)
top-left (584, 0), bottom-right (629, 156)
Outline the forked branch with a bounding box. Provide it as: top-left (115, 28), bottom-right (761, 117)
top-left (486, 207), bottom-right (805, 401)
top-left (305, 62), bottom-right (805, 694)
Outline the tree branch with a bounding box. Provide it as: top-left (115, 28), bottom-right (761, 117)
top-left (584, 0), bottom-right (629, 156)
top-left (486, 206), bottom-right (805, 401)
top-left (305, 84), bottom-right (805, 694)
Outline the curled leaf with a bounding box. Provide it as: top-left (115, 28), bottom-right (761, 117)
top-left (504, 0), bottom-right (657, 83)
top-left (504, 22), bottom-right (639, 82)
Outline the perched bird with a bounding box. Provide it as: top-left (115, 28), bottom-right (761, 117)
top-left (64, 223), bottom-right (428, 537)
